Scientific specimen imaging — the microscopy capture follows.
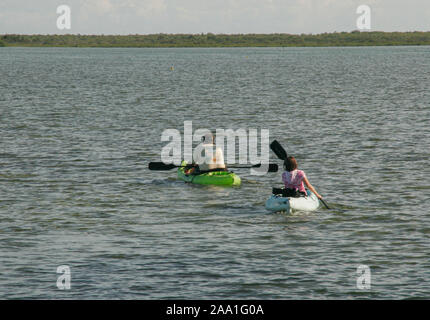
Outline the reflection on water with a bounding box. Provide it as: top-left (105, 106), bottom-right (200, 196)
top-left (0, 46), bottom-right (429, 299)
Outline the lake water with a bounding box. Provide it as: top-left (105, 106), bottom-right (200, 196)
top-left (0, 46), bottom-right (429, 299)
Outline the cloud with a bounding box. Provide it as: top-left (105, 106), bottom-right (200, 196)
top-left (71, 0), bottom-right (168, 34)
top-left (136, 0), bottom-right (167, 18)
top-left (77, 0), bottom-right (167, 16)
top-left (0, 0), bottom-right (429, 34)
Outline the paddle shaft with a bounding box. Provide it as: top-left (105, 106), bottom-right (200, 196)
top-left (319, 198), bottom-right (330, 209)
top-left (148, 162), bottom-right (278, 171)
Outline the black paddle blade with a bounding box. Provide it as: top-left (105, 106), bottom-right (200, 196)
top-left (148, 162), bottom-right (177, 170)
top-left (267, 163), bottom-right (278, 172)
top-left (270, 140), bottom-right (287, 160)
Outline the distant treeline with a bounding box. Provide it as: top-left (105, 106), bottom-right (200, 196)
top-left (1, 32), bottom-right (430, 47)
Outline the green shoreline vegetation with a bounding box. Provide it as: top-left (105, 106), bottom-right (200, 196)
top-left (1, 32), bottom-right (430, 48)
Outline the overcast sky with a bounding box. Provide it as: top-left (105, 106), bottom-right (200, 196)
top-left (0, 0), bottom-right (429, 34)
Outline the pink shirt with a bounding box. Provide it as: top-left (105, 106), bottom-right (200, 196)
top-left (282, 170), bottom-right (306, 193)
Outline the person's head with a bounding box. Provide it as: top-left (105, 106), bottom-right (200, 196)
top-left (201, 132), bottom-right (214, 144)
top-left (283, 156), bottom-right (298, 172)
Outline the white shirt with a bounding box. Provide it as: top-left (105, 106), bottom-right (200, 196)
top-left (194, 143), bottom-right (225, 171)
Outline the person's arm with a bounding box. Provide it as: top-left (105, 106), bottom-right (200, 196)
top-left (303, 176), bottom-right (322, 199)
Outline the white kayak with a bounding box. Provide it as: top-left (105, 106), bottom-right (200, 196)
top-left (265, 190), bottom-right (320, 213)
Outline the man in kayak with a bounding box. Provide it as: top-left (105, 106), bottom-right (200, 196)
top-left (186, 132), bottom-right (227, 175)
top-left (282, 156), bottom-right (323, 199)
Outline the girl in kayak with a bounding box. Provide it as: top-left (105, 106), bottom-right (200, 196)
top-left (282, 156), bottom-right (323, 199)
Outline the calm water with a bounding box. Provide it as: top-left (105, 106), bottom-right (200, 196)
top-left (0, 46), bottom-right (429, 299)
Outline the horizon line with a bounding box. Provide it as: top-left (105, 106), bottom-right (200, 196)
top-left (2, 30), bottom-right (430, 36)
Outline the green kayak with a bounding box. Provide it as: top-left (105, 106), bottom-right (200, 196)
top-left (177, 161), bottom-right (241, 186)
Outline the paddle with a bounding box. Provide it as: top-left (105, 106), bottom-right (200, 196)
top-left (148, 162), bottom-right (279, 172)
top-left (270, 140), bottom-right (287, 160)
top-left (149, 162), bottom-right (193, 171)
top-left (270, 139), bottom-right (330, 209)
top-left (319, 198), bottom-right (330, 210)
